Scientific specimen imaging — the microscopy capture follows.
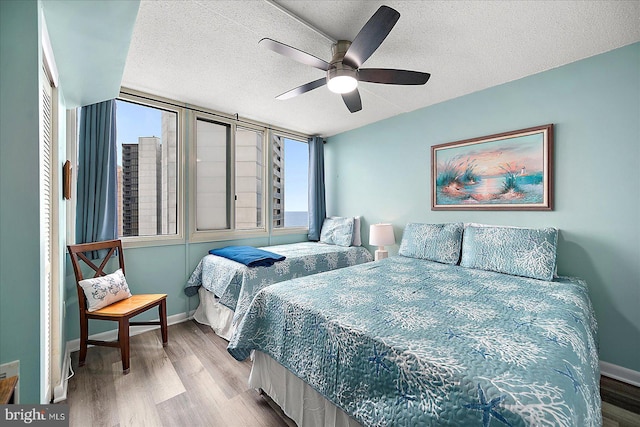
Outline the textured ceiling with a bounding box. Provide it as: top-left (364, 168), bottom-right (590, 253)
top-left (121, 0), bottom-right (640, 137)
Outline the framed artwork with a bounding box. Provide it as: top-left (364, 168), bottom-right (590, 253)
top-left (431, 124), bottom-right (553, 210)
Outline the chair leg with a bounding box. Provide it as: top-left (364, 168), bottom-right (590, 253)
top-left (159, 299), bottom-right (168, 346)
top-left (118, 318), bottom-right (130, 375)
top-left (79, 315), bottom-right (88, 367)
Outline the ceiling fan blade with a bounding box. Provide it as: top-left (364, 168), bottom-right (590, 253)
top-left (341, 89), bottom-right (362, 113)
top-left (343, 6), bottom-right (400, 69)
top-left (358, 68), bottom-right (431, 85)
top-left (276, 78), bottom-right (327, 100)
top-left (259, 38), bottom-right (330, 71)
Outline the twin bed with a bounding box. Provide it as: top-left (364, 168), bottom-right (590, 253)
top-left (225, 222), bottom-right (601, 426)
top-left (185, 217), bottom-right (373, 339)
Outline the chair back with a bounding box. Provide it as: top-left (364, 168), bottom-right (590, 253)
top-left (67, 240), bottom-right (126, 312)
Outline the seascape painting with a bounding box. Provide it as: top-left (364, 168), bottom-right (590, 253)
top-left (431, 124), bottom-right (553, 210)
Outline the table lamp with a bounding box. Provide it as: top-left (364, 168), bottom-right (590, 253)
top-left (369, 223), bottom-right (395, 261)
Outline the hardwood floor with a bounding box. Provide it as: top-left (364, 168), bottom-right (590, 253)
top-left (601, 376), bottom-right (640, 427)
top-left (602, 375), bottom-right (640, 414)
top-left (66, 320), bottom-right (640, 427)
top-left (66, 321), bottom-right (288, 427)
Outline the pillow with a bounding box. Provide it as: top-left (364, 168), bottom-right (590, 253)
top-left (460, 224), bottom-right (558, 281)
top-left (79, 269), bottom-right (132, 312)
top-left (352, 216), bottom-right (362, 246)
top-left (398, 222), bottom-right (464, 264)
top-left (331, 216), bottom-right (361, 246)
top-left (320, 217), bottom-right (355, 247)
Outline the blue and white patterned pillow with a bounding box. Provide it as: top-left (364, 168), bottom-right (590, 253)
top-left (398, 222), bottom-right (464, 264)
top-left (331, 216), bottom-right (362, 246)
top-left (460, 224), bottom-right (558, 280)
top-left (78, 268), bottom-right (132, 312)
top-left (320, 217), bottom-right (355, 247)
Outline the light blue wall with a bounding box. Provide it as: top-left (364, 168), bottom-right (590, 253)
top-left (0, 0), bottom-right (42, 403)
top-left (326, 43), bottom-right (640, 372)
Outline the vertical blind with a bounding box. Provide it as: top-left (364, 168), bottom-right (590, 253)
top-left (41, 66), bottom-right (53, 403)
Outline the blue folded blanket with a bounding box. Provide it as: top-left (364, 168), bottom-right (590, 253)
top-left (209, 246), bottom-right (286, 267)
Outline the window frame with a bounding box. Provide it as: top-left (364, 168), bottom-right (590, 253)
top-left (188, 110), bottom-right (270, 242)
top-left (269, 130), bottom-right (310, 236)
top-left (234, 125), bottom-right (267, 232)
top-left (114, 90), bottom-right (186, 248)
top-left (69, 88), bottom-right (310, 248)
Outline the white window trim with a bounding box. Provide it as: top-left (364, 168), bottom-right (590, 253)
top-left (41, 11), bottom-right (58, 88)
top-left (189, 110), bottom-right (270, 242)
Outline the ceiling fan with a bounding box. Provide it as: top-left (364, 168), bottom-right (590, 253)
top-left (259, 5), bottom-right (431, 113)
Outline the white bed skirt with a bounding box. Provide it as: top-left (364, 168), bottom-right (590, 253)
top-left (193, 287), bottom-right (235, 340)
top-left (250, 351), bottom-right (361, 427)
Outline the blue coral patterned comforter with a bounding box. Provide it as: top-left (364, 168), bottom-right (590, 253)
top-left (228, 256), bottom-right (600, 426)
top-left (185, 242), bottom-right (373, 326)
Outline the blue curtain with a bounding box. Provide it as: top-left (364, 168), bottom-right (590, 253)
top-left (307, 136), bottom-right (326, 241)
top-left (76, 99), bottom-right (118, 249)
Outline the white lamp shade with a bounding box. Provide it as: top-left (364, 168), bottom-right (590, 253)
top-left (369, 223), bottom-right (395, 246)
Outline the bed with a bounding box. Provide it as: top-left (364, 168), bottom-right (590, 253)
top-left (228, 223), bottom-right (601, 426)
top-left (185, 218), bottom-right (373, 339)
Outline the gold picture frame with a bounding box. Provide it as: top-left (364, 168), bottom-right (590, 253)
top-left (431, 124), bottom-right (553, 210)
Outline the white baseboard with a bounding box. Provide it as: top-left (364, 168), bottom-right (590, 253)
top-left (600, 360), bottom-right (640, 387)
top-left (66, 310), bottom-right (195, 354)
top-left (52, 345), bottom-right (71, 403)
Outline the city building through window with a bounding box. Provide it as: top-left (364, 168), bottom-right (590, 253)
top-left (272, 135), bottom-right (309, 229)
top-left (106, 91), bottom-right (309, 243)
top-left (194, 119), bottom-right (265, 232)
top-left (116, 99), bottom-right (178, 237)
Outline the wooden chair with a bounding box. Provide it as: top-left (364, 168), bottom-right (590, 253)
top-left (67, 239), bottom-right (168, 374)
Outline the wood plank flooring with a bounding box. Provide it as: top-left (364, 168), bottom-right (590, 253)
top-left (66, 320), bottom-right (640, 427)
top-left (602, 375), bottom-right (640, 415)
top-left (66, 321), bottom-right (288, 427)
top-left (601, 376), bottom-right (640, 427)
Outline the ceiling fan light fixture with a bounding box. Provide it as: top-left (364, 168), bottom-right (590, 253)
top-left (327, 66), bottom-right (358, 94)
top-left (260, 6), bottom-right (429, 112)
top-left (327, 75), bottom-right (358, 94)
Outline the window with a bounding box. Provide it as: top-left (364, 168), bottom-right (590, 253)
top-left (194, 115), bottom-right (265, 236)
top-left (272, 134), bottom-right (309, 229)
top-left (195, 119), bottom-right (229, 230)
top-left (235, 127), bottom-right (264, 230)
top-left (115, 97), bottom-right (179, 238)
